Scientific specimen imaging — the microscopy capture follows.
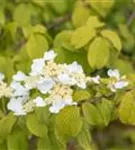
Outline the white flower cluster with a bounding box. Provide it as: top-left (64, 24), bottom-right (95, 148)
top-left (0, 50), bottom-right (129, 116)
top-left (7, 50), bottom-right (95, 115)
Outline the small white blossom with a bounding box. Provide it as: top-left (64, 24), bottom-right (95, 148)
top-left (0, 73), bottom-right (5, 81)
top-left (25, 76), bottom-right (40, 90)
top-left (13, 71), bottom-right (27, 81)
top-left (11, 81), bottom-right (29, 97)
top-left (114, 81), bottom-right (129, 89)
top-left (36, 78), bottom-right (55, 94)
top-left (30, 58), bottom-right (45, 76)
top-left (33, 96), bottom-right (46, 107)
top-left (7, 97), bottom-right (27, 116)
top-left (43, 50), bottom-right (57, 61)
top-left (67, 62), bottom-right (83, 74)
top-left (57, 62), bottom-right (87, 88)
top-left (86, 75), bottom-right (100, 84)
top-left (107, 69), bottom-right (129, 92)
top-left (107, 69), bottom-right (120, 80)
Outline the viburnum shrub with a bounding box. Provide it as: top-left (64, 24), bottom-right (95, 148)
top-left (0, 0), bottom-right (135, 150)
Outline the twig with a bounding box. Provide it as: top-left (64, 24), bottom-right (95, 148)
top-left (46, 13), bottom-right (71, 30)
top-left (127, 9), bottom-right (135, 27)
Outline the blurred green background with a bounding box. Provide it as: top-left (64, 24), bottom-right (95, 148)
top-left (0, 0), bottom-right (135, 149)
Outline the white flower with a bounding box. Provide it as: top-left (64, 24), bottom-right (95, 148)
top-left (86, 75), bottom-right (100, 84)
top-left (13, 71), bottom-right (27, 81)
top-left (46, 84), bottom-right (76, 113)
top-left (7, 97), bottom-right (27, 116)
top-left (57, 74), bottom-right (71, 85)
top-left (57, 62), bottom-right (87, 88)
top-left (107, 69), bottom-right (129, 92)
top-left (43, 50), bottom-right (57, 61)
top-left (25, 76), bottom-right (40, 90)
top-left (107, 69), bottom-right (120, 80)
top-left (36, 78), bottom-right (55, 94)
top-left (41, 61), bottom-right (63, 78)
top-left (33, 96), bottom-right (46, 107)
top-left (114, 81), bottom-right (129, 89)
top-left (11, 81), bottom-right (29, 97)
top-left (0, 73), bottom-right (5, 81)
top-left (30, 58), bottom-right (45, 76)
top-left (67, 61), bottom-right (83, 74)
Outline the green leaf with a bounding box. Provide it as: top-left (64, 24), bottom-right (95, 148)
top-left (86, 16), bottom-right (105, 28)
top-left (73, 89), bottom-right (91, 102)
top-left (82, 102), bottom-right (102, 126)
top-left (0, 141), bottom-right (7, 150)
top-left (54, 30), bottom-right (73, 51)
top-left (118, 90), bottom-right (135, 125)
top-left (101, 29), bottom-right (122, 52)
top-left (88, 37), bottom-right (110, 69)
top-left (55, 48), bottom-right (92, 73)
top-left (13, 4), bottom-right (32, 26)
top-left (71, 25), bottom-right (96, 49)
top-left (26, 34), bottom-right (48, 59)
top-left (49, 0), bottom-right (68, 14)
top-left (55, 106), bottom-right (82, 137)
top-left (0, 9), bottom-right (5, 26)
top-left (72, 3), bottom-right (90, 28)
top-left (0, 113), bottom-right (17, 140)
top-left (37, 136), bottom-right (51, 150)
top-left (32, 24), bottom-right (47, 34)
top-left (97, 99), bottom-right (114, 126)
top-left (35, 107), bottom-right (51, 124)
top-left (112, 58), bottom-right (134, 75)
top-left (26, 113), bottom-right (48, 137)
top-left (87, 0), bottom-right (114, 17)
top-left (77, 122), bottom-right (92, 150)
top-left (7, 127), bottom-right (28, 150)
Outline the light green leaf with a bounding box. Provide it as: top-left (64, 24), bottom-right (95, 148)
top-left (49, 0), bottom-right (68, 14)
top-left (112, 58), bottom-right (134, 75)
top-left (23, 24), bottom-right (47, 38)
top-left (32, 24), bottom-right (47, 34)
top-left (71, 25), bottom-right (96, 49)
top-left (54, 30), bottom-right (73, 51)
top-left (55, 106), bottom-right (82, 137)
top-left (77, 122), bottom-right (92, 150)
top-left (26, 113), bottom-right (48, 137)
top-left (86, 16), bottom-right (105, 28)
top-left (97, 99), bottom-right (114, 126)
top-left (88, 37), bottom-right (110, 69)
top-left (13, 4), bottom-right (32, 26)
top-left (118, 90), bottom-right (135, 125)
top-left (87, 0), bottom-right (114, 17)
top-left (72, 3), bottom-right (90, 28)
top-left (7, 127), bottom-right (28, 150)
top-left (82, 102), bottom-right (102, 125)
top-left (35, 107), bottom-right (51, 124)
top-left (0, 113), bottom-right (17, 140)
top-left (26, 34), bottom-right (48, 59)
top-left (37, 136), bottom-right (51, 150)
top-left (73, 89), bottom-right (91, 102)
top-left (101, 29), bottom-right (122, 52)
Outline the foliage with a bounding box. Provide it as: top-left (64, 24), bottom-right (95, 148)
top-left (0, 0), bottom-right (135, 150)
